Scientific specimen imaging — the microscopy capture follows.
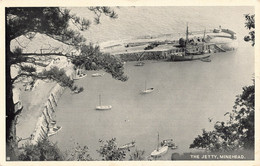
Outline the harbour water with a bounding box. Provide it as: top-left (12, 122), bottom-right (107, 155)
top-left (52, 47), bottom-right (254, 160)
top-left (52, 7), bottom-right (254, 160)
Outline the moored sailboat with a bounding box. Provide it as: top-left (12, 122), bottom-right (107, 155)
top-left (151, 133), bottom-right (168, 158)
top-left (95, 94), bottom-right (112, 110)
top-left (141, 81), bottom-right (154, 94)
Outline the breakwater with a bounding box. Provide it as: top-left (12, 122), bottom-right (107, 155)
top-left (114, 41), bottom-right (237, 62)
top-left (118, 51), bottom-right (167, 61)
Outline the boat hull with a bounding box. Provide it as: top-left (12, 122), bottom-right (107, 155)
top-left (118, 142), bottom-right (135, 150)
top-left (48, 126), bottom-right (62, 137)
top-left (141, 88), bottom-right (154, 94)
top-left (201, 58), bottom-right (211, 62)
top-left (96, 105), bottom-right (112, 110)
top-left (151, 146), bottom-right (168, 157)
top-left (92, 73), bottom-right (104, 77)
top-left (74, 73), bottom-right (87, 80)
top-left (172, 53), bottom-right (211, 61)
top-left (161, 139), bottom-right (177, 147)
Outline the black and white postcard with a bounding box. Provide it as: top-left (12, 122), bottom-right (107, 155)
top-left (1, 0), bottom-right (259, 166)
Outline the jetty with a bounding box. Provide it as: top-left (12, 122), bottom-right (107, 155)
top-left (101, 26), bottom-right (237, 62)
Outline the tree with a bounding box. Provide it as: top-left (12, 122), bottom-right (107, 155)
top-left (6, 7), bottom-right (126, 159)
top-left (72, 43), bottom-right (128, 81)
top-left (244, 14), bottom-right (255, 46)
top-left (97, 138), bottom-right (127, 161)
top-left (190, 81), bottom-right (255, 152)
top-left (18, 139), bottom-right (64, 161)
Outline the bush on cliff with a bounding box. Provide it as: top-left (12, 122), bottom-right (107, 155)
top-left (18, 139), bottom-right (64, 161)
top-left (190, 81), bottom-right (255, 152)
top-left (64, 142), bottom-right (92, 161)
top-left (244, 14), bottom-right (255, 46)
top-left (97, 138), bottom-right (127, 161)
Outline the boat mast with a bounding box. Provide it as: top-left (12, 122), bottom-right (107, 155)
top-left (203, 28), bottom-right (206, 41)
top-left (184, 23), bottom-right (189, 57)
top-left (145, 81), bottom-right (147, 90)
top-left (186, 23), bottom-right (189, 46)
top-left (157, 132), bottom-right (159, 151)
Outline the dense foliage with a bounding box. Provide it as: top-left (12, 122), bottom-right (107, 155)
top-left (72, 44), bottom-right (128, 81)
top-left (18, 139), bottom-right (63, 161)
top-left (97, 138), bottom-right (127, 161)
top-left (244, 14), bottom-right (255, 46)
top-left (40, 67), bottom-right (74, 87)
top-left (18, 138), bottom-right (144, 161)
top-left (190, 81), bottom-right (255, 152)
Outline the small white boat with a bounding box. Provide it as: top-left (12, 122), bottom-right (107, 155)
top-left (118, 141), bottom-right (135, 150)
top-left (92, 73), bottom-right (105, 77)
top-left (73, 89), bottom-right (80, 94)
top-left (48, 126), bottom-right (62, 137)
top-left (201, 58), bottom-right (211, 62)
top-left (78, 73), bottom-right (87, 78)
top-left (171, 145), bottom-right (178, 150)
top-left (96, 105), bottom-right (112, 110)
top-left (161, 139), bottom-right (178, 149)
top-left (50, 120), bottom-right (56, 126)
top-left (74, 74), bottom-right (87, 80)
top-left (151, 133), bottom-right (168, 158)
top-left (95, 94), bottom-right (112, 110)
top-left (141, 81), bottom-right (154, 94)
top-left (151, 146), bottom-right (168, 157)
top-left (142, 88), bottom-right (154, 94)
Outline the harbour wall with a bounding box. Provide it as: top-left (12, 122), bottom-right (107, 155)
top-left (30, 63), bottom-right (75, 144)
top-left (30, 83), bottom-right (66, 144)
top-left (16, 57), bottom-right (75, 146)
top-left (115, 42), bottom-right (236, 62)
top-left (118, 51), bottom-right (167, 61)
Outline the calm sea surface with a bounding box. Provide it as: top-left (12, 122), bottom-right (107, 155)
top-left (52, 7), bottom-right (254, 160)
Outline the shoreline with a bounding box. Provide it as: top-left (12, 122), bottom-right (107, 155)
top-left (15, 56), bottom-right (75, 147)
